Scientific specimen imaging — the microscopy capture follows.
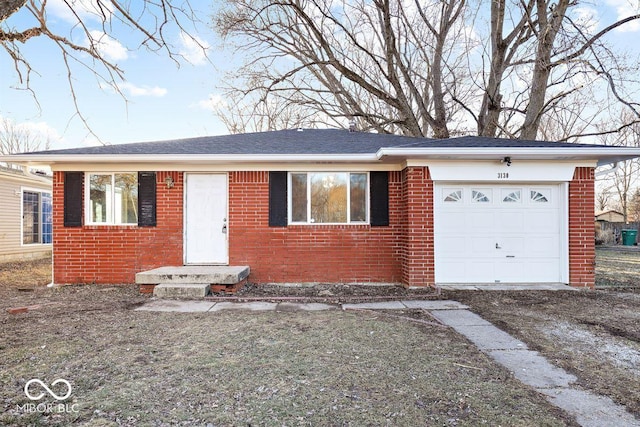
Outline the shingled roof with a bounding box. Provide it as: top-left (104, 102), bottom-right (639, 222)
top-left (6, 128), bottom-right (640, 167)
top-left (25, 128), bottom-right (599, 156)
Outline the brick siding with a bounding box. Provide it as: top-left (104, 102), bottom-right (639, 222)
top-left (568, 167), bottom-right (596, 288)
top-left (228, 171), bottom-right (404, 284)
top-left (52, 171), bottom-right (183, 284)
top-left (53, 167), bottom-right (596, 288)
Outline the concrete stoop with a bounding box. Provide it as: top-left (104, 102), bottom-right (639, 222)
top-left (153, 283), bottom-right (210, 298)
top-left (135, 265), bottom-right (250, 298)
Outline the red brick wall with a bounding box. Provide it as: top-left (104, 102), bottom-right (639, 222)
top-left (53, 166), bottom-right (595, 288)
top-left (53, 171), bottom-right (183, 284)
top-left (568, 167), bottom-right (596, 288)
top-left (400, 167), bottom-right (435, 287)
top-left (228, 171), bottom-right (405, 284)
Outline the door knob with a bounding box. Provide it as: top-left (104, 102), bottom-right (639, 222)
top-left (222, 224), bottom-right (227, 234)
top-left (495, 243), bottom-right (501, 249)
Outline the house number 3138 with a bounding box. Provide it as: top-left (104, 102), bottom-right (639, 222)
top-left (497, 172), bottom-right (509, 179)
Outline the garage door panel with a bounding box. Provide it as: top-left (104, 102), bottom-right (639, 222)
top-left (498, 237), bottom-right (525, 254)
top-left (468, 261), bottom-right (495, 282)
top-left (471, 237), bottom-right (498, 254)
top-left (525, 260), bottom-right (560, 281)
top-left (435, 183), bottom-right (563, 284)
top-left (469, 212), bottom-right (495, 230)
top-left (498, 211), bottom-right (524, 231)
top-left (438, 261), bottom-right (468, 282)
top-left (526, 211), bottom-right (559, 231)
top-left (527, 236), bottom-right (560, 257)
top-left (498, 260), bottom-right (527, 282)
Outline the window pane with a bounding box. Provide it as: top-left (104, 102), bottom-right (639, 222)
top-left (90, 174), bottom-right (111, 223)
top-left (291, 173), bottom-right (307, 222)
top-left (115, 173), bottom-right (138, 224)
top-left (311, 173), bottom-right (347, 223)
top-left (42, 193), bottom-right (52, 244)
top-left (22, 191), bottom-right (39, 244)
top-left (350, 173), bottom-right (367, 222)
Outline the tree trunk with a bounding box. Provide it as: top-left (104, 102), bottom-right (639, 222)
top-left (520, 0), bottom-right (569, 140)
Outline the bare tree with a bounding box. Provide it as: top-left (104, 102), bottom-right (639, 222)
top-left (628, 188), bottom-right (640, 222)
top-left (595, 188), bottom-right (612, 213)
top-left (1, 1), bottom-right (208, 142)
top-left (599, 112), bottom-right (640, 223)
top-left (0, 118), bottom-right (50, 155)
top-left (214, 0), bottom-right (640, 140)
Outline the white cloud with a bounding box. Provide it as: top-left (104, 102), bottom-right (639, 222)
top-left (606, 0), bottom-right (640, 32)
top-left (194, 94), bottom-right (224, 112)
top-left (119, 82), bottom-right (168, 97)
top-left (47, 0), bottom-right (114, 24)
top-left (178, 32), bottom-right (210, 65)
top-left (87, 30), bottom-right (128, 62)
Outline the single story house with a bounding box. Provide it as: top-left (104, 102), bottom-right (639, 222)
top-left (0, 165), bottom-right (52, 263)
top-left (595, 210), bottom-right (625, 223)
top-left (4, 129), bottom-right (640, 289)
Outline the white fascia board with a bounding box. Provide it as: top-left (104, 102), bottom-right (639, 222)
top-left (0, 153), bottom-right (380, 168)
top-left (376, 146), bottom-right (640, 166)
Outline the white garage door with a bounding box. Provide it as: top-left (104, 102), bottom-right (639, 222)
top-left (434, 184), bottom-right (564, 283)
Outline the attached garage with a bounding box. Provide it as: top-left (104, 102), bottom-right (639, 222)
top-left (434, 183), bottom-right (567, 284)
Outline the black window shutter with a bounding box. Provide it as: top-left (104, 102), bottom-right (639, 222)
top-left (64, 172), bottom-right (83, 227)
top-left (269, 171), bottom-right (288, 227)
top-left (370, 171), bottom-right (389, 226)
top-left (138, 172), bottom-right (157, 227)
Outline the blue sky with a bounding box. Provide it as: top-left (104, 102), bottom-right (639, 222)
top-left (1, 0), bottom-right (228, 149)
top-left (1, 1), bottom-right (639, 151)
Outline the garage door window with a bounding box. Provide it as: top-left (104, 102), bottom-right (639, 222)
top-left (531, 190), bottom-right (549, 203)
top-left (502, 190), bottom-right (521, 203)
top-left (444, 189), bottom-right (462, 202)
top-left (471, 189), bottom-right (491, 203)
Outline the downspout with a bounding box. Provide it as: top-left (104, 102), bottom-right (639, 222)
top-left (595, 162), bottom-right (619, 177)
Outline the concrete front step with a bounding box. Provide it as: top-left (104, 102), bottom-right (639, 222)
top-left (136, 265), bottom-right (250, 285)
top-left (153, 283), bottom-right (210, 299)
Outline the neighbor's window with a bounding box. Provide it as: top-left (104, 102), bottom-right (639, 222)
top-left (290, 172), bottom-right (368, 224)
top-left (22, 190), bottom-right (52, 245)
top-left (88, 173), bottom-right (138, 224)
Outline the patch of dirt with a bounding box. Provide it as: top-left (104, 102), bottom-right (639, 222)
top-left (449, 289), bottom-right (640, 419)
top-left (232, 282), bottom-right (440, 303)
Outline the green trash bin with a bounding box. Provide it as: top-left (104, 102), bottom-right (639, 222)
top-left (621, 229), bottom-right (638, 246)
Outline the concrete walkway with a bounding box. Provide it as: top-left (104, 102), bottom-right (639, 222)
top-left (135, 299), bottom-right (468, 313)
top-left (135, 298), bottom-right (639, 426)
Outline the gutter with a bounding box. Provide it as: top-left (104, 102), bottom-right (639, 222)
top-left (3, 146), bottom-right (640, 167)
top-left (595, 162), bottom-right (619, 177)
top-left (376, 146), bottom-right (640, 164)
top-left (0, 153), bottom-right (380, 166)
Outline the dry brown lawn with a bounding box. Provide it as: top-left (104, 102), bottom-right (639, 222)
top-left (0, 259), bottom-right (575, 426)
top-left (1, 248), bottom-right (638, 425)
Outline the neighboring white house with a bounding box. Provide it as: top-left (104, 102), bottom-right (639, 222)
top-left (0, 165), bottom-right (52, 263)
top-left (595, 210), bottom-right (625, 223)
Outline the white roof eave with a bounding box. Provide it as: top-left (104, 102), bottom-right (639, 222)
top-left (0, 153), bottom-right (380, 167)
top-left (3, 146), bottom-right (640, 167)
top-left (375, 147), bottom-right (640, 166)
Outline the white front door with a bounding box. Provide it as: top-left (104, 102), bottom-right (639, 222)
top-left (434, 184), bottom-right (565, 283)
top-left (184, 174), bottom-right (228, 264)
